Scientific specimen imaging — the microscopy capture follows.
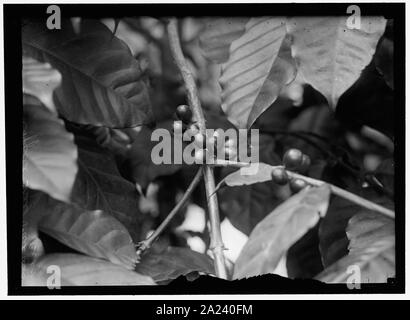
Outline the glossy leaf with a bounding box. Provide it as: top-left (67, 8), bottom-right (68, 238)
top-left (199, 17), bottom-right (248, 63)
top-left (23, 254), bottom-right (156, 286)
top-left (122, 121), bottom-right (182, 192)
top-left (23, 102), bottom-right (78, 202)
top-left (22, 19), bottom-right (151, 128)
top-left (219, 182), bottom-right (289, 236)
top-left (22, 57), bottom-right (62, 113)
top-left (318, 196), bottom-right (357, 267)
top-left (218, 137), bottom-right (289, 235)
top-left (319, 188), bottom-right (394, 267)
top-left (316, 211), bottom-right (394, 283)
top-left (286, 16), bottom-right (386, 109)
top-left (336, 61), bottom-right (394, 138)
top-left (286, 224), bottom-right (324, 279)
top-left (233, 185), bottom-right (331, 279)
top-left (135, 247), bottom-right (214, 282)
top-left (217, 163), bottom-right (276, 190)
top-left (374, 158), bottom-right (394, 195)
top-left (28, 193), bottom-right (137, 270)
top-left (200, 17), bottom-right (296, 129)
top-left (69, 127), bottom-right (142, 241)
top-left (375, 37), bottom-right (394, 89)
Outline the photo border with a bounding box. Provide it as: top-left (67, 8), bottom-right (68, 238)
top-left (5, 2), bottom-right (405, 295)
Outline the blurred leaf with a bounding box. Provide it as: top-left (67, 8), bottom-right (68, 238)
top-left (374, 158), bottom-right (394, 195)
top-left (319, 188), bottom-right (394, 267)
top-left (28, 193), bottom-right (137, 270)
top-left (286, 223), bottom-right (324, 279)
top-left (23, 102), bottom-right (78, 203)
top-left (288, 105), bottom-right (341, 137)
top-left (217, 163), bottom-right (275, 190)
top-left (112, 19), bottom-right (121, 36)
top-left (22, 191), bottom-right (45, 263)
top-left (336, 61), bottom-right (394, 138)
top-left (22, 19), bottom-right (151, 128)
top-left (204, 109), bottom-right (237, 131)
top-left (134, 247), bottom-right (214, 282)
top-left (234, 185), bottom-right (331, 279)
top-left (70, 17), bottom-right (82, 34)
top-left (287, 16), bottom-right (386, 109)
top-left (200, 17), bottom-right (296, 129)
top-left (318, 196), bottom-right (355, 267)
top-left (24, 253), bottom-right (155, 286)
top-left (316, 211), bottom-right (394, 283)
top-left (318, 158), bottom-right (367, 266)
top-left (69, 127), bottom-right (142, 241)
top-left (375, 37), bottom-right (394, 89)
top-left (86, 125), bottom-right (132, 157)
top-left (337, 62), bottom-right (394, 139)
top-left (199, 17), bottom-right (248, 63)
top-left (219, 182), bottom-right (289, 236)
top-left (280, 105), bottom-right (345, 162)
top-left (121, 121), bottom-right (182, 192)
top-left (219, 135), bottom-right (289, 235)
top-left (22, 57), bottom-right (62, 113)
top-left (252, 97), bottom-right (294, 131)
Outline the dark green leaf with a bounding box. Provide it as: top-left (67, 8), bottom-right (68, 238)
top-left (234, 185), bottom-right (331, 279)
top-left (287, 17), bottom-right (386, 109)
top-left (316, 211), bottom-right (394, 283)
top-left (23, 253), bottom-right (156, 286)
top-left (219, 182), bottom-right (289, 236)
top-left (112, 19), bottom-right (121, 36)
top-left (318, 196), bottom-right (355, 267)
top-left (199, 17), bottom-right (248, 63)
top-left (200, 17), bottom-right (296, 129)
top-left (122, 121), bottom-right (181, 192)
top-left (219, 136), bottom-right (289, 235)
top-left (286, 223), bottom-right (324, 279)
top-left (23, 102), bottom-right (78, 202)
top-left (374, 158), bottom-right (394, 195)
top-left (135, 247), bottom-right (214, 282)
top-left (375, 37), bottom-right (394, 89)
top-left (319, 188), bottom-right (394, 267)
top-left (22, 19), bottom-right (151, 128)
top-left (70, 128), bottom-right (142, 241)
top-left (28, 193), bottom-right (138, 270)
top-left (336, 61), bottom-right (394, 138)
top-left (217, 163), bottom-right (275, 190)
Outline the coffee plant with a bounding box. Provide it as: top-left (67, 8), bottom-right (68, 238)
top-left (22, 16), bottom-right (395, 286)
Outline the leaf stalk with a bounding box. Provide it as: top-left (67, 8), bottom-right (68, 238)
top-left (136, 168), bottom-right (203, 258)
top-left (216, 161), bottom-right (394, 219)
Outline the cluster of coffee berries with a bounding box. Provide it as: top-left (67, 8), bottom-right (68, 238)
top-left (174, 105), bottom-right (237, 163)
top-left (271, 148), bottom-right (311, 193)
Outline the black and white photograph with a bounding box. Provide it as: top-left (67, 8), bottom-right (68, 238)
top-left (1, 1), bottom-right (405, 302)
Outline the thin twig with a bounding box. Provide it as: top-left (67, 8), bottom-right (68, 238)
top-left (167, 20), bottom-right (205, 130)
top-left (286, 170), bottom-right (395, 219)
top-left (123, 18), bottom-right (163, 48)
top-left (216, 161), bottom-right (395, 219)
top-left (136, 168), bottom-right (203, 257)
top-left (167, 18), bottom-right (228, 279)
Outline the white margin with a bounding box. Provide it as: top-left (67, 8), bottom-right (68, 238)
top-left (0, 0), bottom-right (408, 300)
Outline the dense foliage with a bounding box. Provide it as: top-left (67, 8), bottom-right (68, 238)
top-left (22, 16), bottom-right (394, 286)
